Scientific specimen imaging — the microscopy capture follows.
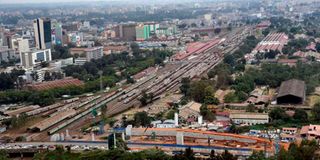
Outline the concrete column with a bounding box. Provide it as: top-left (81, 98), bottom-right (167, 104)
top-left (198, 116), bottom-right (203, 125)
top-left (113, 133), bottom-right (117, 148)
top-left (174, 113), bottom-right (179, 127)
top-left (176, 132), bottom-right (184, 145)
top-left (91, 132), bottom-right (95, 141)
top-left (121, 132), bottom-right (125, 141)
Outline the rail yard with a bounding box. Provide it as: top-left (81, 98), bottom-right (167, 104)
top-left (1, 26), bottom-right (252, 144)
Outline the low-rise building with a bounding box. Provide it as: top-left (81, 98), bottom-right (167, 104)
top-left (276, 79), bottom-right (306, 105)
top-left (179, 101), bottom-right (201, 123)
top-left (70, 46), bottom-right (103, 62)
top-left (20, 48), bottom-right (52, 69)
top-left (0, 46), bottom-right (16, 63)
top-left (300, 124), bottom-right (320, 140)
top-left (26, 77), bottom-right (84, 91)
top-left (252, 33), bottom-right (288, 54)
top-left (103, 45), bottom-right (128, 55)
top-left (282, 127), bottom-right (297, 135)
top-left (51, 57), bottom-right (74, 69)
top-left (230, 112), bottom-right (269, 125)
top-left (74, 58), bottom-right (87, 65)
top-left (151, 120), bottom-right (176, 128)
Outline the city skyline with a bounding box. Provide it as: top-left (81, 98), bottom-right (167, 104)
top-left (0, 0), bottom-right (124, 4)
top-left (0, 0), bottom-right (203, 4)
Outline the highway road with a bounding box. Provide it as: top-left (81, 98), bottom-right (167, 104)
top-left (4, 141), bottom-right (254, 156)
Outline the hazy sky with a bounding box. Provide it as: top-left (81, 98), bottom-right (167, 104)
top-left (0, 0), bottom-right (198, 4)
top-left (0, 0), bottom-right (123, 4)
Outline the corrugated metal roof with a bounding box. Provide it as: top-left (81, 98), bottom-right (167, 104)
top-left (277, 79), bottom-right (305, 99)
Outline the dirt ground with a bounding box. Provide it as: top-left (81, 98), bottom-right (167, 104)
top-left (0, 116), bottom-right (45, 140)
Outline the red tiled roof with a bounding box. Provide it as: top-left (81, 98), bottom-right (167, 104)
top-left (253, 33), bottom-right (288, 53)
top-left (277, 59), bottom-right (298, 64)
top-left (215, 111), bottom-right (230, 117)
top-left (300, 125), bottom-right (320, 136)
top-left (256, 21), bottom-right (271, 28)
top-left (104, 46), bottom-right (128, 52)
top-left (173, 39), bottom-right (220, 60)
top-left (27, 77), bottom-right (84, 91)
top-left (306, 42), bottom-right (316, 51)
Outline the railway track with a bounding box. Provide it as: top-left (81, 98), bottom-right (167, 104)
top-left (29, 27), bottom-right (252, 136)
top-left (105, 26), bottom-right (253, 116)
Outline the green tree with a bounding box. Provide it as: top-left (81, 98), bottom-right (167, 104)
top-left (126, 76), bottom-right (135, 84)
top-left (190, 80), bottom-right (215, 103)
top-left (130, 42), bottom-right (140, 56)
top-left (166, 110), bottom-right (176, 120)
top-left (183, 147), bottom-right (195, 160)
top-left (316, 43), bottom-right (320, 52)
top-left (210, 150), bottom-right (216, 160)
top-left (0, 150), bottom-right (8, 160)
top-left (220, 150), bottom-right (236, 160)
top-left (293, 109), bottom-right (308, 122)
top-left (52, 45), bottom-right (72, 60)
top-left (224, 54), bottom-right (236, 66)
top-left (204, 95), bottom-right (219, 105)
top-left (262, 28), bottom-right (270, 37)
top-left (180, 77), bottom-right (191, 97)
top-left (247, 151), bottom-right (266, 160)
top-left (133, 111), bottom-right (151, 127)
top-left (246, 104), bottom-right (256, 112)
top-left (269, 107), bottom-right (290, 121)
top-left (200, 105), bottom-right (215, 122)
top-left (312, 103), bottom-right (320, 121)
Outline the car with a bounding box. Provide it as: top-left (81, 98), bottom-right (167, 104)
top-left (195, 153), bottom-right (201, 156)
top-left (48, 145), bottom-right (56, 151)
top-left (83, 146), bottom-right (90, 151)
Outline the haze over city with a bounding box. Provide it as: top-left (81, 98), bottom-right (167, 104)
top-left (0, 0), bottom-right (320, 159)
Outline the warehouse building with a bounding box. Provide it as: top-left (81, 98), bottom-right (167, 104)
top-left (276, 79), bottom-right (306, 104)
top-left (229, 113), bottom-right (269, 125)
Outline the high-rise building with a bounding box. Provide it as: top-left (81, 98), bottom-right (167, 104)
top-left (51, 21), bottom-right (63, 46)
top-left (33, 18), bottom-right (52, 49)
top-left (3, 32), bottom-right (14, 49)
top-left (114, 24), bottom-right (136, 41)
top-left (136, 24), bottom-right (151, 41)
top-left (156, 25), bottom-right (177, 37)
top-left (20, 49), bottom-right (52, 69)
top-left (67, 32), bottom-right (83, 46)
top-left (145, 22), bottom-right (159, 34)
top-left (0, 29), bottom-right (4, 47)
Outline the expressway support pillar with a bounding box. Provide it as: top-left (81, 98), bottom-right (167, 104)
top-left (176, 132), bottom-right (184, 145)
top-left (20, 151), bottom-right (23, 159)
top-left (121, 132), bottom-right (125, 141)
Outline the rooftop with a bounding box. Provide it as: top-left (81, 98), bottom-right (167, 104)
top-left (300, 125), bottom-right (320, 137)
top-left (229, 113), bottom-right (269, 119)
top-left (277, 79), bottom-right (305, 99)
top-left (27, 77), bottom-right (84, 91)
